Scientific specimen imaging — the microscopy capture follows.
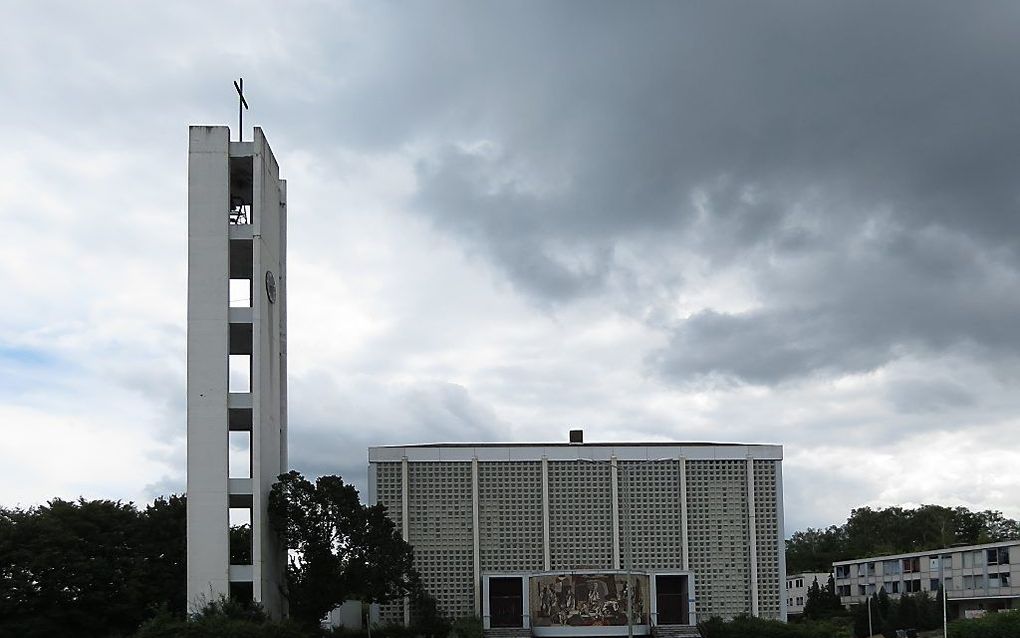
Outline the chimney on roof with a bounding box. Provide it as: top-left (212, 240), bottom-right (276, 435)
top-left (569, 429), bottom-right (583, 444)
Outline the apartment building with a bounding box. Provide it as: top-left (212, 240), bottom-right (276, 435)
top-left (832, 540), bottom-right (1019, 618)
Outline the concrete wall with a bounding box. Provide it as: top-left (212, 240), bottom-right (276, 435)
top-left (187, 126), bottom-right (231, 608)
top-left (187, 126), bottom-right (287, 617)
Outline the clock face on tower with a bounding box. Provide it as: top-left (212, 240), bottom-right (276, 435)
top-left (265, 270), bottom-right (277, 304)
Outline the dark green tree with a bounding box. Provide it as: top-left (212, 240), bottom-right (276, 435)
top-left (136, 494), bottom-right (188, 616)
top-left (0, 499), bottom-right (148, 637)
top-left (786, 526), bottom-right (846, 573)
top-left (268, 471), bottom-right (419, 625)
top-left (804, 575), bottom-right (845, 620)
top-left (787, 505), bottom-right (1020, 574)
top-left (0, 494), bottom-right (188, 638)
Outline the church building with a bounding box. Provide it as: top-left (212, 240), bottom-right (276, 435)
top-left (368, 432), bottom-right (786, 633)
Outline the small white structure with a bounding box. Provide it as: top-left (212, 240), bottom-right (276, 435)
top-left (186, 125), bottom-right (288, 616)
top-left (785, 572), bottom-right (830, 617)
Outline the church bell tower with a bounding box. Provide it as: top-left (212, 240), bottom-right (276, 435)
top-left (186, 124), bottom-right (288, 616)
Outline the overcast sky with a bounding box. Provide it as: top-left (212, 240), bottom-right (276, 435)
top-left (3, 1), bottom-right (1020, 535)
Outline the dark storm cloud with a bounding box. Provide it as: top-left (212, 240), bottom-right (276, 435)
top-left (304, 1), bottom-right (1020, 384)
top-left (652, 220), bottom-right (1020, 384)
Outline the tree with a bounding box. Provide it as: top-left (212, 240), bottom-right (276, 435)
top-left (0, 495), bottom-right (188, 638)
top-left (787, 505), bottom-right (1020, 574)
top-left (786, 526), bottom-right (846, 573)
top-left (136, 494), bottom-right (188, 617)
top-left (804, 575), bottom-right (845, 620)
top-left (0, 498), bottom-right (149, 637)
top-left (268, 471), bottom-right (419, 625)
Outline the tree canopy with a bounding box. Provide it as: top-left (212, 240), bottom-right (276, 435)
top-left (787, 505), bottom-right (1020, 573)
top-left (0, 495), bottom-right (186, 638)
top-left (268, 471), bottom-right (419, 625)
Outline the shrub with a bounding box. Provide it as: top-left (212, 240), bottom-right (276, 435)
top-left (698, 614), bottom-right (853, 638)
top-left (947, 609), bottom-right (1020, 638)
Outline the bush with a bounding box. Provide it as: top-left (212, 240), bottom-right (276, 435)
top-left (947, 609), bottom-right (1020, 638)
top-left (134, 597), bottom-right (316, 638)
top-left (451, 616), bottom-right (483, 638)
top-left (698, 614), bottom-right (853, 638)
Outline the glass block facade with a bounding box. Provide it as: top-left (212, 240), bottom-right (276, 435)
top-left (617, 460), bottom-right (684, 570)
top-left (753, 461), bottom-right (782, 620)
top-left (407, 462), bottom-right (475, 619)
top-left (374, 463), bottom-right (405, 625)
top-left (369, 443), bottom-right (785, 624)
top-left (478, 462), bottom-right (544, 572)
top-left (548, 461), bottom-right (614, 570)
top-left (684, 460), bottom-right (751, 618)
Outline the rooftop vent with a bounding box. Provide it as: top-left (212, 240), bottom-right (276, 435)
top-left (569, 429), bottom-right (583, 444)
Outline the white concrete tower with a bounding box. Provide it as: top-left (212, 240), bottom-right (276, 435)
top-left (187, 126), bottom-right (288, 616)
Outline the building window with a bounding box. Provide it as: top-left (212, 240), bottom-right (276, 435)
top-left (905, 580), bottom-right (921, 593)
top-left (796, 596), bottom-right (804, 606)
top-left (903, 557), bottom-right (920, 573)
top-left (988, 547), bottom-right (1010, 566)
top-left (836, 565), bottom-right (850, 579)
top-left (890, 581), bottom-right (899, 594)
top-left (930, 578), bottom-right (940, 591)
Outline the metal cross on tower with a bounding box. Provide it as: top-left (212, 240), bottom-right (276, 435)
top-left (234, 78), bottom-right (248, 142)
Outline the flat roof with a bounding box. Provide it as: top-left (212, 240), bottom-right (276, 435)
top-left (375, 440), bottom-right (777, 448)
top-left (832, 539), bottom-right (1020, 566)
top-left (369, 441), bottom-right (783, 463)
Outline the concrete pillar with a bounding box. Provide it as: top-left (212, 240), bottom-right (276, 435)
top-left (611, 456), bottom-right (621, 570)
top-left (472, 457), bottom-right (481, 616)
top-left (402, 457), bottom-right (410, 626)
top-left (541, 456), bottom-right (551, 571)
top-left (747, 457), bottom-right (759, 617)
top-left (679, 456), bottom-right (689, 571)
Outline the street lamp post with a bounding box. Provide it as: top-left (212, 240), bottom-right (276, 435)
top-left (867, 594), bottom-right (873, 637)
top-left (940, 555), bottom-right (948, 638)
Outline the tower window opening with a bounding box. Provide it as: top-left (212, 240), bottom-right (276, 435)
top-left (229, 355), bottom-right (251, 393)
top-left (229, 279), bottom-right (252, 307)
top-left (229, 156), bottom-right (253, 225)
top-left (229, 431), bottom-right (252, 479)
top-left (229, 323), bottom-right (253, 393)
top-left (229, 240), bottom-right (253, 307)
top-left (229, 507), bottom-right (253, 566)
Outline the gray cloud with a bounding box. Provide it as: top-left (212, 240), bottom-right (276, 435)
top-left (287, 373), bottom-right (508, 495)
